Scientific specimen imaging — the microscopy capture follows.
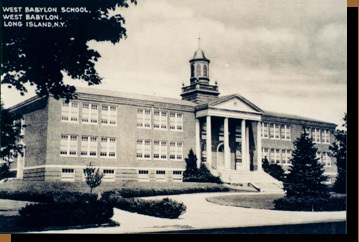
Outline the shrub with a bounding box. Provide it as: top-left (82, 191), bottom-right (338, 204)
top-left (273, 196), bottom-right (346, 211)
top-left (19, 201), bottom-right (113, 227)
top-left (101, 191), bottom-right (186, 219)
top-left (262, 157), bottom-right (285, 181)
top-left (184, 164), bottom-right (222, 184)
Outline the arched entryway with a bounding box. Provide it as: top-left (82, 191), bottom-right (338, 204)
top-left (216, 143), bottom-right (224, 170)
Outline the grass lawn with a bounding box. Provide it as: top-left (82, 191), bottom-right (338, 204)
top-left (206, 194), bottom-right (285, 210)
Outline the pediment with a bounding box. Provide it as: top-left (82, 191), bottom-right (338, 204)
top-left (210, 96), bottom-right (262, 114)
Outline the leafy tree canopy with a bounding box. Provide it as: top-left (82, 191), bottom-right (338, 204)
top-left (84, 163), bottom-right (104, 193)
top-left (1, 0), bottom-right (137, 100)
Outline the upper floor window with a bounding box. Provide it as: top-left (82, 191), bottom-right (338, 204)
top-left (60, 135), bottom-right (78, 156)
top-left (281, 125), bottom-right (291, 140)
top-left (269, 124), bottom-right (280, 139)
top-left (312, 128), bottom-right (321, 143)
top-left (101, 105), bottom-right (117, 125)
top-left (136, 140), bottom-right (151, 159)
top-left (270, 148), bottom-right (281, 164)
top-left (61, 101), bottom-right (79, 123)
top-left (81, 136), bottom-right (97, 157)
top-left (170, 113), bottom-right (183, 131)
top-left (282, 149), bottom-right (292, 165)
top-left (261, 123), bottom-right (269, 139)
top-left (305, 127), bottom-right (311, 138)
top-left (170, 142), bottom-right (183, 160)
top-left (100, 137), bottom-right (116, 158)
top-left (262, 148), bottom-right (269, 160)
top-left (137, 109), bottom-right (151, 128)
top-left (82, 103), bottom-right (98, 124)
top-left (154, 111), bottom-right (167, 130)
top-left (322, 152), bottom-right (331, 167)
top-left (153, 141), bottom-right (167, 160)
top-left (321, 129), bottom-right (330, 144)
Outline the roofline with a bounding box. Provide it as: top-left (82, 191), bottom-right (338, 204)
top-left (7, 95), bottom-right (48, 112)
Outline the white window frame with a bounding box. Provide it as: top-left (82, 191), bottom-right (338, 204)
top-left (155, 170), bottom-right (166, 182)
top-left (137, 109), bottom-right (151, 128)
top-left (261, 123), bottom-right (269, 139)
top-left (136, 140), bottom-right (151, 159)
top-left (153, 141), bottom-right (167, 160)
top-left (172, 171), bottom-right (183, 182)
top-left (101, 105), bottom-right (117, 126)
top-left (138, 170), bottom-right (149, 182)
top-left (103, 169), bottom-right (115, 182)
top-left (60, 135), bottom-right (78, 156)
top-left (154, 111), bottom-right (167, 130)
top-left (100, 137), bottom-right (116, 158)
top-left (280, 125), bottom-right (291, 141)
top-left (61, 168), bottom-right (75, 182)
top-left (262, 148), bottom-right (269, 160)
top-left (322, 152), bottom-right (331, 167)
top-left (270, 148), bottom-right (281, 164)
top-left (61, 101), bottom-right (79, 123)
top-left (82, 103), bottom-right (99, 125)
top-left (312, 128), bottom-right (321, 143)
top-left (169, 112), bottom-right (183, 131)
top-left (170, 142), bottom-right (183, 160)
top-left (81, 136), bottom-right (98, 157)
top-left (269, 124), bottom-right (280, 140)
top-left (321, 129), bottom-right (330, 144)
top-left (282, 149), bottom-right (292, 165)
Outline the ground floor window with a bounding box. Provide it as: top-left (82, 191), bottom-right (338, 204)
top-left (155, 170), bottom-right (166, 182)
top-left (61, 168), bottom-right (75, 182)
top-left (172, 171), bottom-right (183, 182)
top-left (138, 170), bottom-right (149, 182)
top-left (103, 169), bottom-right (115, 182)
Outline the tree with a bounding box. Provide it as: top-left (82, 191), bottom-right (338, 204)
top-left (1, 0), bottom-right (137, 101)
top-left (0, 100), bottom-right (24, 164)
top-left (183, 149), bottom-right (198, 178)
top-left (84, 163), bottom-right (104, 194)
top-left (0, 163), bottom-right (11, 180)
top-left (262, 157), bottom-right (285, 182)
top-left (329, 113), bottom-right (347, 194)
top-left (283, 127), bottom-right (329, 199)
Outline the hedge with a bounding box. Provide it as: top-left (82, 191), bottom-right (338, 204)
top-left (101, 191), bottom-right (186, 219)
top-left (273, 196), bottom-right (346, 211)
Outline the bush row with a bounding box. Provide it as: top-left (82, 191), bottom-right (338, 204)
top-left (100, 191), bottom-right (186, 219)
top-left (19, 201), bottom-right (113, 227)
top-left (273, 196), bottom-right (346, 211)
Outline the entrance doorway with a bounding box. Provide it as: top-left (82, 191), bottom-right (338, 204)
top-left (216, 143), bottom-right (224, 170)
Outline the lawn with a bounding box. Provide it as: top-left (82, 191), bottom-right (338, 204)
top-left (206, 194), bottom-right (285, 210)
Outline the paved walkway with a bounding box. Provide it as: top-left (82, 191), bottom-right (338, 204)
top-left (39, 192), bottom-right (346, 234)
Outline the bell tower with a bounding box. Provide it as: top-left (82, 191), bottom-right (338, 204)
top-left (181, 38), bottom-right (220, 104)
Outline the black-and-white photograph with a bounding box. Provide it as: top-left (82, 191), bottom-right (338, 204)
top-left (0, 0), bottom-right (348, 234)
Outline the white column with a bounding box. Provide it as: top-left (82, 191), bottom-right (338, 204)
top-left (257, 121), bottom-right (262, 171)
top-left (241, 119), bottom-right (246, 171)
top-left (195, 118), bottom-right (201, 168)
top-left (224, 117), bottom-right (231, 170)
top-left (206, 115), bottom-right (212, 167)
top-left (246, 124), bottom-right (250, 171)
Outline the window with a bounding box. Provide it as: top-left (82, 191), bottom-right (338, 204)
top-left (321, 129), bottom-right (330, 144)
top-left (170, 142), bottom-right (183, 160)
top-left (61, 168), bottom-right (75, 181)
top-left (196, 64), bottom-right (201, 77)
top-left (282, 149), bottom-right (292, 165)
top-left (262, 148), bottom-right (269, 160)
top-left (169, 113), bottom-right (183, 131)
top-left (269, 124), bottom-right (280, 139)
top-left (203, 65), bottom-right (208, 77)
top-left (82, 103), bottom-right (98, 124)
top-left (154, 111), bottom-right (167, 129)
top-left (312, 128), bottom-right (321, 143)
top-left (316, 152), bottom-right (322, 164)
top-left (137, 140), bottom-right (151, 159)
top-left (100, 137), bottom-right (116, 157)
top-left (60, 135), bottom-right (78, 156)
top-left (137, 109), bottom-right (151, 128)
top-left (261, 123), bottom-right (269, 139)
top-left (101, 105), bottom-right (117, 125)
top-left (154, 141), bottom-right (167, 159)
top-left (103, 169), bottom-right (115, 182)
top-left (322, 152), bottom-right (331, 167)
top-left (138, 170), bottom-right (149, 182)
top-left (156, 170), bottom-right (166, 182)
top-left (235, 125), bottom-right (242, 142)
top-left (281, 125), bottom-right (291, 140)
top-left (172, 171), bottom-right (183, 182)
top-left (270, 148), bottom-right (281, 164)
top-left (305, 127), bottom-right (311, 138)
top-left (81, 136), bottom-right (97, 157)
top-left (61, 101), bottom-right (79, 122)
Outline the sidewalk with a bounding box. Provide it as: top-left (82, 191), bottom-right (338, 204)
top-left (39, 192), bottom-right (346, 234)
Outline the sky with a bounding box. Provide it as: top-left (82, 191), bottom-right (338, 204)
top-left (1, 0), bottom-right (347, 126)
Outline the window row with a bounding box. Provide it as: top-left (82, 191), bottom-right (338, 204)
top-left (136, 140), bottom-right (183, 160)
top-left (61, 101), bottom-right (117, 125)
top-left (137, 109), bottom-right (183, 131)
top-left (262, 148), bottom-right (292, 165)
top-left (305, 128), bottom-right (331, 144)
top-left (61, 168), bottom-right (183, 182)
top-left (60, 135), bottom-right (116, 158)
top-left (261, 123), bottom-right (291, 140)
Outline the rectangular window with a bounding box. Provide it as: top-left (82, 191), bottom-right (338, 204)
top-left (316, 152), bottom-right (322, 164)
top-left (269, 124), bottom-right (280, 139)
top-left (170, 142), bottom-right (183, 160)
top-left (81, 136), bottom-right (97, 157)
top-left (172, 171), bottom-right (183, 182)
top-left (101, 105), bottom-right (117, 125)
top-left (154, 111), bottom-right (167, 129)
top-left (305, 127), bottom-right (312, 138)
top-left (322, 152), bottom-right (331, 167)
top-left (100, 137), bottom-right (116, 157)
top-left (154, 141), bottom-right (167, 159)
top-left (61, 168), bottom-right (75, 182)
top-left (169, 113), bottom-right (183, 131)
top-left (261, 123), bottom-right (269, 139)
top-left (60, 135), bottom-right (78, 156)
top-left (155, 170), bottom-right (166, 182)
top-left (61, 101), bottom-right (79, 123)
top-left (270, 148), bottom-right (281, 164)
top-left (262, 148), bottom-right (269, 160)
top-left (137, 109), bottom-right (151, 128)
top-left (312, 128), bottom-right (321, 143)
top-left (281, 125), bottom-right (291, 140)
top-left (321, 129), bottom-right (330, 144)
top-left (138, 170), bottom-right (149, 182)
top-left (282, 149), bottom-right (292, 165)
top-left (82, 103), bottom-right (98, 124)
top-left (103, 169), bottom-right (115, 182)
top-left (136, 140), bottom-right (151, 159)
